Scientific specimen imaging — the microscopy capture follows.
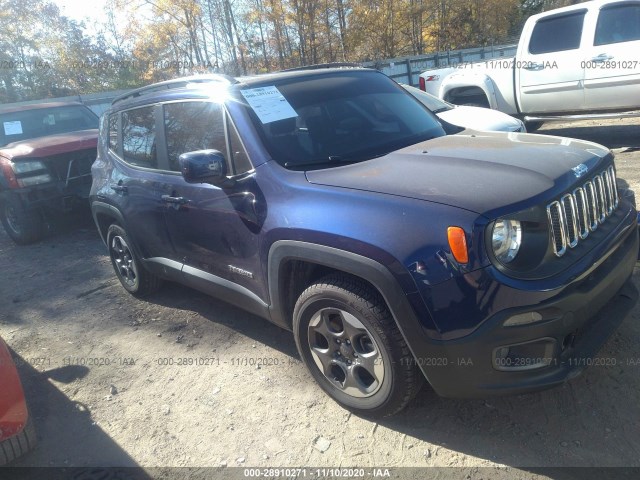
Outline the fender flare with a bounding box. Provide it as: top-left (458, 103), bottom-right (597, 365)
top-left (439, 72), bottom-right (498, 109)
top-left (91, 201), bottom-right (127, 246)
top-left (267, 240), bottom-right (429, 377)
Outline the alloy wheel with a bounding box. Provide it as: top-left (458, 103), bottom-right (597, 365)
top-left (308, 308), bottom-right (385, 398)
top-left (110, 235), bottom-right (138, 287)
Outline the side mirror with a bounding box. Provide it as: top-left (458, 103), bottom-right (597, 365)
top-left (178, 150), bottom-right (228, 185)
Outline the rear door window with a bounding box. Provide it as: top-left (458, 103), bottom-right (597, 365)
top-left (121, 106), bottom-right (158, 169)
top-left (594, 3), bottom-right (640, 46)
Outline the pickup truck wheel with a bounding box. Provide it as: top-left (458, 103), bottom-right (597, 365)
top-left (293, 274), bottom-right (423, 417)
top-left (107, 224), bottom-right (162, 296)
top-left (1, 198), bottom-right (44, 245)
top-left (524, 121), bottom-right (543, 132)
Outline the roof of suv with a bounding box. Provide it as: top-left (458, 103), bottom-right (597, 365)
top-left (110, 66), bottom-right (373, 109)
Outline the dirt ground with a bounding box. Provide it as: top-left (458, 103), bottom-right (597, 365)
top-left (1, 117), bottom-right (639, 478)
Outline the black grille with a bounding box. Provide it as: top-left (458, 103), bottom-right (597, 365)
top-left (46, 148), bottom-right (95, 186)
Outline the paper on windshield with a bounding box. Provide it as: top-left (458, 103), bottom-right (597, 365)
top-left (241, 86), bottom-right (298, 124)
top-left (3, 121), bottom-right (23, 135)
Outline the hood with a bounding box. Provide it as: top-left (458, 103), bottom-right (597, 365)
top-left (438, 106), bottom-right (524, 132)
top-left (305, 131), bottom-right (611, 216)
top-left (0, 129), bottom-right (98, 160)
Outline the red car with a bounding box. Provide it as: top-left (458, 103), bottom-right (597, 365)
top-left (0, 335), bottom-right (35, 465)
top-left (0, 102), bottom-right (98, 244)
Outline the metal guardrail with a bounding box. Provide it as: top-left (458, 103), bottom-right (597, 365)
top-left (362, 43), bottom-right (518, 86)
top-left (1, 43), bottom-right (518, 110)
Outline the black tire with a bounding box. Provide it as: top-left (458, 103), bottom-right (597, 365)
top-left (293, 274), bottom-right (424, 417)
top-left (458, 95), bottom-right (490, 109)
top-left (524, 121), bottom-right (543, 132)
top-left (0, 197), bottom-right (44, 245)
top-left (0, 411), bottom-right (37, 466)
top-left (106, 224), bottom-right (162, 296)
top-left (464, 102), bottom-right (490, 108)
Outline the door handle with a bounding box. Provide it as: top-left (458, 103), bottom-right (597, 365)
top-left (523, 62), bottom-right (544, 71)
top-left (591, 54), bottom-right (614, 63)
top-left (110, 184), bottom-right (128, 194)
top-left (161, 195), bottom-right (189, 205)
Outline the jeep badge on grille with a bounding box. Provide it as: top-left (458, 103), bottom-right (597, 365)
top-left (572, 164), bottom-right (588, 178)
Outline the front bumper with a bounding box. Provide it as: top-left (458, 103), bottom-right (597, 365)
top-left (414, 208), bottom-right (639, 398)
top-left (0, 178), bottom-right (91, 212)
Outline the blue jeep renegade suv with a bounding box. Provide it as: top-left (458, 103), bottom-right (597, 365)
top-left (90, 67), bottom-right (639, 416)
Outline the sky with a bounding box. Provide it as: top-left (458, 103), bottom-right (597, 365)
top-left (53, 0), bottom-right (110, 23)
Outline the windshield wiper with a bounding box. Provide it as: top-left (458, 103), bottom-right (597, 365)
top-left (284, 149), bottom-right (396, 170)
top-left (284, 156), bottom-right (361, 169)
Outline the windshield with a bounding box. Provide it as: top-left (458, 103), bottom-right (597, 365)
top-left (238, 71), bottom-right (446, 169)
top-left (401, 84), bottom-right (453, 113)
top-left (0, 105), bottom-right (99, 147)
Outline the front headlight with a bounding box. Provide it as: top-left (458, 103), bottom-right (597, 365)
top-left (12, 160), bottom-right (47, 174)
top-left (492, 219), bottom-right (522, 263)
top-left (10, 160), bottom-right (52, 187)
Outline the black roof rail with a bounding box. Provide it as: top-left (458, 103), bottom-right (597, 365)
top-left (111, 74), bottom-right (238, 106)
top-left (280, 62), bottom-right (366, 73)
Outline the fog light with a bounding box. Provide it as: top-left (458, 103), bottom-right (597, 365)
top-left (493, 338), bottom-right (556, 371)
top-left (503, 311), bottom-right (543, 327)
top-left (17, 173), bottom-right (53, 187)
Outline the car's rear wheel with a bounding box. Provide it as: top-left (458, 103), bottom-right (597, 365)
top-left (0, 197), bottom-right (44, 245)
top-left (293, 274), bottom-right (423, 417)
top-left (107, 224), bottom-right (162, 296)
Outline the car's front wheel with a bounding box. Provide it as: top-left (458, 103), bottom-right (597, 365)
top-left (293, 274), bottom-right (423, 417)
top-left (107, 224), bottom-right (162, 296)
top-left (0, 197), bottom-right (44, 245)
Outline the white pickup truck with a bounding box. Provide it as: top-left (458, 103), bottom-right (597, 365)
top-left (418, 0), bottom-right (640, 130)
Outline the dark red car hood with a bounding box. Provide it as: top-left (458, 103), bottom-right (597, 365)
top-left (0, 129), bottom-right (98, 160)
